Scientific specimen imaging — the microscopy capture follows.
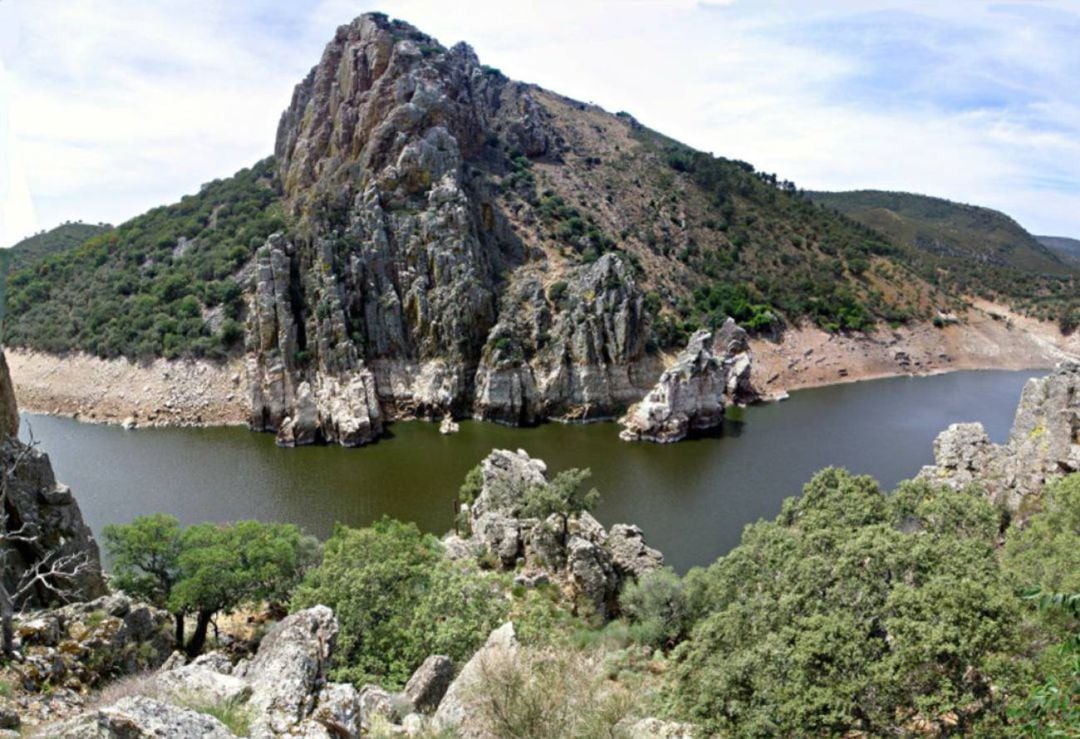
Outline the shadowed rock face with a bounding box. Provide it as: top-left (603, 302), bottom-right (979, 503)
top-left (919, 360), bottom-right (1080, 510)
top-left (0, 349), bottom-right (105, 607)
top-left (247, 13), bottom-right (659, 446)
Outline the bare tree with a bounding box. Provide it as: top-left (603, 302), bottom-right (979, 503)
top-left (0, 427), bottom-right (94, 655)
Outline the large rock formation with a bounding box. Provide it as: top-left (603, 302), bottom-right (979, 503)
top-left (446, 449), bottom-right (663, 616)
top-left (246, 13), bottom-right (662, 445)
top-left (619, 319), bottom-right (755, 443)
top-left (45, 606), bottom-right (360, 738)
top-left (918, 360), bottom-right (1080, 510)
top-left (0, 350), bottom-right (105, 608)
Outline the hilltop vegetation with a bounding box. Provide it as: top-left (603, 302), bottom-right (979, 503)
top-left (1038, 235), bottom-right (1080, 267)
top-left (3, 221), bottom-right (111, 264)
top-left (809, 190), bottom-right (1080, 332)
top-left (3, 158), bottom-right (284, 360)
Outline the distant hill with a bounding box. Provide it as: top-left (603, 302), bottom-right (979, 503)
top-left (4, 222), bottom-right (112, 266)
top-left (1036, 235), bottom-right (1080, 266)
top-left (1, 222), bottom-right (112, 330)
top-left (807, 190), bottom-right (1078, 325)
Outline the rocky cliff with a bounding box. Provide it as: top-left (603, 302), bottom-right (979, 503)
top-left (918, 360), bottom-right (1080, 510)
top-left (247, 14), bottom-right (667, 445)
top-left (0, 350), bottom-right (105, 608)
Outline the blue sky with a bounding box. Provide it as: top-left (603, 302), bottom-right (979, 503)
top-left (1, 0), bottom-right (1079, 247)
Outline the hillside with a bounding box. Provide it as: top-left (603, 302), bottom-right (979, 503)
top-left (808, 190), bottom-right (1079, 329)
top-left (1037, 235), bottom-right (1080, 266)
top-left (2, 13), bottom-right (1074, 443)
top-left (0, 222), bottom-right (112, 327)
top-left (3, 159), bottom-right (284, 359)
top-left (3, 221), bottom-right (111, 264)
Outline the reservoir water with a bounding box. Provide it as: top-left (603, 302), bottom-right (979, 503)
top-left (20, 369), bottom-right (1043, 572)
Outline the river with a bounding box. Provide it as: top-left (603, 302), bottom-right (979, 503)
top-left (20, 369), bottom-right (1042, 572)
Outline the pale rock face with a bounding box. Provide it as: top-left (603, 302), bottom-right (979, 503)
top-left (432, 622), bottom-right (518, 737)
top-left (620, 329), bottom-right (727, 443)
top-left (236, 605), bottom-right (339, 736)
top-left (46, 696), bottom-right (235, 738)
top-left (918, 360), bottom-right (1080, 510)
top-left (620, 319), bottom-right (755, 443)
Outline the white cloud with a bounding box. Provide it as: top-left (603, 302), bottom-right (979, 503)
top-left (1, 0), bottom-right (1078, 246)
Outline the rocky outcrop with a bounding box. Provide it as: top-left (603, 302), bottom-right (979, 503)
top-left (0, 350), bottom-right (106, 608)
top-left (245, 14), bottom-right (663, 445)
top-left (432, 622), bottom-right (518, 737)
top-left (11, 593), bottom-right (173, 693)
top-left (918, 360), bottom-right (1080, 510)
top-left (453, 449), bottom-right (663, 616)
top-left (45, 606), bottom-right (359, 738)
top-left (46, 696), bottom-right (235, 738)
top-left (620, 319), bottom-right (755, 443)
top-left (403, 655), bottom-right (454, 714)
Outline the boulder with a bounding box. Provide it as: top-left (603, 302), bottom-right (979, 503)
top-left (359, 684), bottom-right (400, 728)
top-left (236, 605), bottom-right (338, 736)
top-left (433, 623), bottom-right (518, 736)
top-left (45, 696), bottom-right (234, 738)
top-left (310, 682), bottom-right (362, 739)
top-left (403, 655), bottom-right (455, 714)
top-left (607, 524), bottom-right (664, 579)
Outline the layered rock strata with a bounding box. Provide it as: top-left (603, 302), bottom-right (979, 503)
top-left (918, 360), bottom-right (1080, 510)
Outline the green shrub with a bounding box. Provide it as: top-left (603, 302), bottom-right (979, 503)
top-left (291, 518), bottom-right (510, 689)
top-left (670, 469), bottom-right (1026, 736)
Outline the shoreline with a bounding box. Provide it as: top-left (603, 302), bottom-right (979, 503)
top-left (7, 299), bottom-right (1078, 431)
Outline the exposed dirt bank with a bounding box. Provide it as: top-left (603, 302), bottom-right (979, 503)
top-left (6, 349), bottom-right (248, 428)
top-left (6, 300), bottom-right (1078, 430)
top-left (750, 299), bottom-right (1080, 396)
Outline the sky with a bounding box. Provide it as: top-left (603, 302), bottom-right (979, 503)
top-left (1, 0), bottom-right (1079, 247)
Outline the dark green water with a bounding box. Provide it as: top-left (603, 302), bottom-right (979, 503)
top-left (20, 369), bottom-right (1042, 572)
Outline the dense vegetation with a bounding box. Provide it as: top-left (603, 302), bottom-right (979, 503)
top-left (2, 222), bottom-right (111, 266)
top-left (810, 190), bottom-right (1080, 333)
top-left (3, 159), bottom-right (284, 360)
top-left (624, 471), bottom-right (1077, 736)
top-left (101, 463), bottom-right (1080, 735)
top-left (103, 515), bottom-right (318, 657)
top-left (291, 519), bottom-right (509, 689)
top-left (624, 128), bottom-right (928, 340)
